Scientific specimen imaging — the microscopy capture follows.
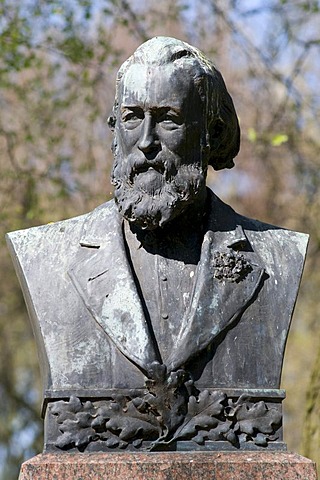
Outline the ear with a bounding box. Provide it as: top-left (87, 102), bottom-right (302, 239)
top-left (107, 115), bottom-right (116, 131)
top-left (208, 117), bottom-right (240, 171)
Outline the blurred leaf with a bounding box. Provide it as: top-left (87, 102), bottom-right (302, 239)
top-left (271, 133), bottom-right (288, 146)
top-left (247, 127), bottom-right (257, 143)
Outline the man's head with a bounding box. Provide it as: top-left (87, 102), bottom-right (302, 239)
top-left (109, 37), bottom-right (240, 230)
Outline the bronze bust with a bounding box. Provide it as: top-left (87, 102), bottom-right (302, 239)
top-left (7, 37), bottom-right (308, 452)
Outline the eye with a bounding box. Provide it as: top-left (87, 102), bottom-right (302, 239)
top-left (124, 112), bottom-right (142, 122)
top-left (158, 112), bottom-right (182, 129)
top-left (121, 108), bottom-right (144, 128)
top-left (162, 115), bottom-right (174, 123)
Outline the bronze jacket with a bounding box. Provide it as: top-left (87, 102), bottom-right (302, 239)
top-left (7, 189), bottom-right (308, 405)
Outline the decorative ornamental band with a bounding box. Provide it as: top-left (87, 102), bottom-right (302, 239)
top-left (48, 368), bottom-right (283, 452)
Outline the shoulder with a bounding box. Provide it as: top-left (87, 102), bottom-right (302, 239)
top-left (238, 212), bottom-right (309, 261)
top-left (207, 188), bottom-right (309, 260)
top-left (237, 211), bottom-right (309, 258)
top-left (6, 199), bottom-right (117, 255)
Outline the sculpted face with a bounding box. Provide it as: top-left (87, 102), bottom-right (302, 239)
top-left (111, 63), bottom-right (207, 230)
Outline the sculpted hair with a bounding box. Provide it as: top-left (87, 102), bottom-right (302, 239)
top-left (109, 36), bottom-right (240, 171)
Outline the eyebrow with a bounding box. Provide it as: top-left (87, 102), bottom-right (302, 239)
top-left (121, 105), bottom-right (182, 114)
top-left (121, 105), bottom-right (141, 109)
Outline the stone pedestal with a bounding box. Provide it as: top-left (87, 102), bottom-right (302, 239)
top-left (19, 451), bottom-right (317, 480)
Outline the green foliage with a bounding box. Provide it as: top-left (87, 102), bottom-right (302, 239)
top-left (248, 129), bottom-right (289, 147)
top-left (271, 133), bottom-right (288, 147)
top-left (247, 127), bottom-right (257, 143)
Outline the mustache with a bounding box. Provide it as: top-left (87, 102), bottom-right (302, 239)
top-left (113, 151), bottom-right (178, 185)
top-left (131, 159), bottom-right (164, 173)
top-left (129, 160), bottom-right (174, 183)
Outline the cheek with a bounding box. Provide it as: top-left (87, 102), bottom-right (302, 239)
top-left (186, 123), bottom-right (202, 156)
top-left (161, 127), bottom-right (202, 165)
top-left (163, 126), bottom-right (202, 166)
top-left (159, 127), bottom-right (187, 154)
top-left (116, 124), bottom-right (140, 153)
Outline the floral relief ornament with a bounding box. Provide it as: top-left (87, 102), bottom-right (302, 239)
top-left (211, 250), bottom-right (253, 283)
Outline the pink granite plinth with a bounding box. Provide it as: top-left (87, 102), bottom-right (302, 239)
top-left (19, 451), bottom-right (317, 480)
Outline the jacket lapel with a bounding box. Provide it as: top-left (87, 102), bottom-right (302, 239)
top-left (166, 196), bottom-right (265, 372)
top-left (68, 202), bottom-right (159, 374)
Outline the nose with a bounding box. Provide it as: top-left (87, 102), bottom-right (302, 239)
top-left (138, 114), bottom-right (159, 154)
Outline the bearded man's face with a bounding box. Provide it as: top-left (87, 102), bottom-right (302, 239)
top-left (111, 63), bottom-right (207, 230)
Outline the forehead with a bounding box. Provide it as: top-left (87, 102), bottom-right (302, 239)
top-left (119, 63), bottom-right (198, 109)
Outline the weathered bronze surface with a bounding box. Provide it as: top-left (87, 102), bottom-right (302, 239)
top-left (6, 37), bottom-right (308, 452)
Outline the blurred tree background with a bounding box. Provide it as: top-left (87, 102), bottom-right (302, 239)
top-left (1, 0), bottom-right (320, 477)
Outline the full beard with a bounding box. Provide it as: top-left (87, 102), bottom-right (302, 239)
top-left (111, 151), bottom-right (206, 230)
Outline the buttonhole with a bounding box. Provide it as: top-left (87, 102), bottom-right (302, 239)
top-left (88, 269), bottom-right (108, 282)
top-left (80, 242), bottom-right (100, 249)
